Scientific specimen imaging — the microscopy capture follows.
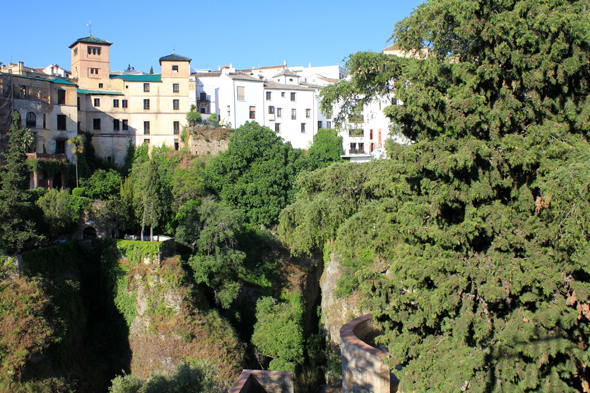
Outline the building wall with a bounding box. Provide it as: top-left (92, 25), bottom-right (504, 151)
top-left (264, 87), bottom-right (317, 149)
top-left (11, 76), bottom-right (77, 159)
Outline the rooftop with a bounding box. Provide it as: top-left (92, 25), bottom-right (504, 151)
top-left (272, 68), bottom-right (299, 78)
top-left (263, 81), bottom-right (317, 91)
top-left (110, 74), bottom-right (162, 82)
top-left (69, 36), bottom-right (113, 48)
top-left (159, 54), bottom-right (192, 64)
top-left (77, 89), bottom-right (124, 96)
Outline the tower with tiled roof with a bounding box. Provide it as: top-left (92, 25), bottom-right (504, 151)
top-left (69, 35), bottom-right (112, 89)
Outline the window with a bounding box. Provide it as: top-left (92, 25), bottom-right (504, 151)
top-left (249, 106), bottom-right (256, 119)
top-left (172, 65), bottom-right (178, 73)
top-left (359, 143), bottom-right (365, 153)
top-left (350, 143), bottom-right (357, 153)
top-left (98, 83), bottom-right (103, 89)
top-left (122, 99), bottom-right (128, 108)
top-left (144, 121), bottom-right (150, 135)
top-left (290, 92), bottom-right (296, 101)
top-left (275, 123), bottom-right (281, 133)
top-left (237, 86), bottom-right (245, 101)
top-left (306, 109), bottom-right (311, 118)
top-left (200, 92), bottom-right (207, 101)
top-left (173, 121), bottom-right (180, 135)
top-left (327, 121), bottom-right (332, 129)
top-left (144, 83), bottom-right (150, 92)
top-left (173, 99), bottom-right (179, 110)
top-left (144, 99), bottom-right (150, 110)
top-left (94, 98), bottom-right (100, 107)
top-left (73, 48), bottom-right (78, 56)
top-left (122, 119), bottom-right (128, 131)
top-left (173, 83), bottom-right (179, 93)
top-left (90, 68), bottom-right (99, 75)
top-left (266, 92), bottom-right (271, 100)
top-left (370, 143), bottom-right (375, 153)
top-left (174, 140), bottom-right (179, 151)
top-left (301, 123), bottom-right (306, 133)
top-left (277, 108), bottom-right (282, 117)
top-left (26, 112), bottom-right (36, 127)
top-left (349, 129), bottom-right (364, 137)
top-left (57, 89), bottom-right (66, 105)
top-left (200, 108), bottom-right (206, 114)
top-left (281, 92), bottom-right (285, 97)
top-left (43, 114), bottom-right (46, 129)
top-left (57, 115), bottom-right (67, 130)
top-left (144, 139), bottom-right (150, 144)
top-left (113, 99), bottom-right (119, 108)
top-left (77, 97), bottom-right (80, 110)
top-left (93, 118), bottom-right (101, 130)
top-left (370, 129), bottom-right (373, 139)
top-left (55, 140), bottom-right (66, 154)
top-left (291, 109), bottom-right (296, 120)
top-left (269, 106), bottom-right (275, 115)
top-left (77, 122), bottom-right (80, 131)
top-left (318, 121), bottom-right (323, 129)
top-left (113, 119), bottom-right (120, 131)
top-left (88, 46), bottom-right (101, 55)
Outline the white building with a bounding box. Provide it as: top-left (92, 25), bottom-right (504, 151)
top-left (191, 66), bottom-right (322, 149)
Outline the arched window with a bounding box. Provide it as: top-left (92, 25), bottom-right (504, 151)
top-left (26, 112), bottom-right (36, 127)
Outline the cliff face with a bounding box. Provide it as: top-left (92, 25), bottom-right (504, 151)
top-left (320, 252), bottom-right (364, 346)
top-left (5, 239), bottom-right (244, 392)
top-left (120, 254), bottom-right (244, 383)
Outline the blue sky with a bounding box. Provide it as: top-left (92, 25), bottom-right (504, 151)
top-left (1, 0), bottom-right (422, 74)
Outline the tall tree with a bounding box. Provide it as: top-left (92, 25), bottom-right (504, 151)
top-left (206, 121), bottom-right (308, 226)
top-left (287, 0), bottom-right (590, 391)
top-left (0, 113), bottom-right (42, 252)
top-left (134, 160), bottom-right (166, 241)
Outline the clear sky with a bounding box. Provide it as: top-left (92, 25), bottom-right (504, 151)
top-left (1, 0), bottom-right (422, 74)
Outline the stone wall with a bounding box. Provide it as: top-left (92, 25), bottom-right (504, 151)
top-left (229, 370), bottom-right (294, 393)
top-left (340, 314), bottom-right (398, 393)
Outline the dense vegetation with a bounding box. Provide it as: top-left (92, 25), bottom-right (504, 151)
top-left (4, 0), bottom-right (586, 390)
top-left (280, 0), bottom-right (590, 391)
top-left (0, 118), bottom-right (342, 391)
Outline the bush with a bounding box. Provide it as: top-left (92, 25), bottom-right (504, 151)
top-left (72, 187), bottom-right (86, 197)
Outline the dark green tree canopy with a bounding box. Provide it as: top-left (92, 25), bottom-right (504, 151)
top-left (307, 128), bottom-right (343, 170)
top-left (206, 121), bottom-right (308, 226)
top-left (286, 0), bottom-right (590, 390)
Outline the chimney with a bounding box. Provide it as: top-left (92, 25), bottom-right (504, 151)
top-left (218, 65), bottom-right (221, 71)
top-left (284, 59), bottom-right (287, 66)
top-left (309, 62), bottom-right (311, 68)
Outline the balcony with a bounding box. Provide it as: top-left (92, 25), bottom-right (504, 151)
top-left (26, 153), bottom-right (67, 161)
top-left (348, 148), bottom-right (367, 155)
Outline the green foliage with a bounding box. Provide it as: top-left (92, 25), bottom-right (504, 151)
top-left (184, 198), bottom-right (246, 308)
top-left (119, 177), bottom-right (137, 234)
top-left (206, 121), bottom-right (308, 226)
top-left (120, 139), bottom-right (136, 177)
top-left (187, 111), bottom-right (202, 126)
top-left (252, 292), bottom-right (304, 371)
top-left (287, 0), bottom-right (590, 390)
top-left (109, 361), bottom-right (222, 393)
top-left (171, 162), bottom-right (206, 210)
top-left (307, 128), bottom-right (343, 170)
top-left (36, 189), bottom-right (88, 239)
top-left (0, 113), bottom-right (43, 252)
top-left (81, 169), bottom-right (123, 200)
top-left (72, 187), bottom-right (86, 197)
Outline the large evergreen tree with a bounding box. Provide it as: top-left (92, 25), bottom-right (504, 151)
top-left (282, 0), bottom-right (590, 390)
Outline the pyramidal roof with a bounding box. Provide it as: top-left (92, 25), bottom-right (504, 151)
top-left (272, 68), bottom-right (299, 78)
top-left (159, 53), bottom-right (192, 64)
top-left (69, 35), bottom-right (112, 48)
